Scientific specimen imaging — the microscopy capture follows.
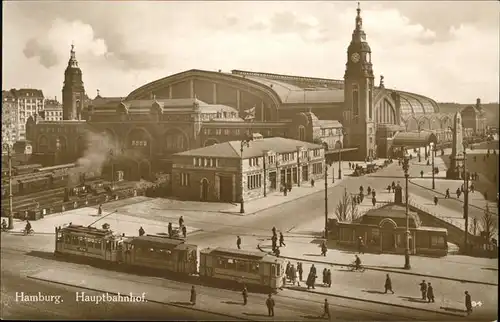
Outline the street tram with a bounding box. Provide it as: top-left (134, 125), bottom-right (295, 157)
top-left (121, 235), bottom-right (198, 275)
top-left (54, 224), bottom-right (124, 262)
top-left (53, 222), bottom-right (285, 292)
top-left (199, 247), bottom-right (286, 291)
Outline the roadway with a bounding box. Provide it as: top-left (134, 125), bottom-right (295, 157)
top-left (1, 233), bottom-right (457, 321)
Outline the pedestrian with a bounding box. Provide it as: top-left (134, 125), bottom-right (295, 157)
top-left (306, 271), bottom-right (314, 290)
top-left (456, 188), bottom-right (461, 199)
top-left (274, 247), bottom-right (280, 257)
top-left (367, 186), bottom-right (371, 195)
top-left (434, 196), bottom-right (438, 206)
top-left (372, 197), bottom-right (376, 206)
top-left (322, 299), bottom-right (330, 319)
top-left (372, 190), bottom-right (376, 198)
top-left (465, 291), bottom-right (472, 315)
top-left (310, 264), bottom-right (317, 276)
top-left (357, 237), bottom-right (364, 254)
top-left (391, 181), bottom-right (396, 191)
top-left (168, 222), bottom-right (172, 237)
top-left (322, 268), bottom-right (327, 286)
top-left (384, 274), bottom-right (394, 294)
top-left (311, 178), bottom-right (315, 187)
top-left (387, 185), bottom-right (391, 193)
top-left (272, 226), bottom-right (277, 237)
top-left (266, 294), bottom-right (275, 317)
top-left (286, 262), bottom-right (291, 281)
top-left (297, 262), bottom-right (303, 281)
top-left (279, 232), bottom-right (285, 247)
top-left (470, 184), bottom-right (475, 193)
top-left (321, 241), bottom-right (327, 256)
top-left (427, 283), bottom-right (434, 303)
top-left (360, 185), bottom-right (364, 194)
top-left (290, 264), bottom-right (297, 286)
top-left (420, 170), bottom-right (424, 178)
top-left (242, 285), bottom-right (248, 305)
top-left (179, 215), bottom-right (184, 227)
top-left (139, 226), bottom-right (145, 236)
top-left (445, 188), bottom-right (450, 199)
top-left (419, 280), bottom-right (427, 300)
top-left (190, 285), bottom-right (196, 305)
top-left (326, 269), bottom-right (332, 287)
top-left (271, 234), bottom-right (277, 252)
top-left (182, 225), bottom-right (187, 238)
top-left (237, 236), bottom-right (241, 249)
top-left (349, 162), bottom-right (352, 169)
top-left (98, 204), bottom-right (102, 215)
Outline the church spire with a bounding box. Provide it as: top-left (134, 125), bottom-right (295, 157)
top-left (68, 43), bottom-right (79, 68)
top-left (355, 2), bottom-right (363, 30)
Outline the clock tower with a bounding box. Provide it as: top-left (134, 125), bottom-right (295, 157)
top-left (62, 44), bottom-right (85, 120)
top-left (343, 3), bottom-right (375, 160)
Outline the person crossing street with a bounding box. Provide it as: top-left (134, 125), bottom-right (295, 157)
top-left (242, 285), bottom-right (248, 305)
top-left (384, 274), bottom-right (394, 294)
top-left (279, 232), bottom-right (286, 247)
top-left (321, 299), bottom-right (330, 319)
top-left (237, 236), bottom-right (242, 249)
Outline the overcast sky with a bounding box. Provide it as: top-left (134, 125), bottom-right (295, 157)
top-left (2, 1), bottom-right (499, 104)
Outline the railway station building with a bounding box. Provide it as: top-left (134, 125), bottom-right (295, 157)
top-left (26, 4), bottom-right (478, 180)
top-left (170, 134), bottom-right (325, 203)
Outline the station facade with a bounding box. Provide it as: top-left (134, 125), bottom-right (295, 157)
top-left (26, 4), bottom-right (480, 180)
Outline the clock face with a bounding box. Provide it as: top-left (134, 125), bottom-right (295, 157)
top-left (351, 53), bottom-right (360, 63)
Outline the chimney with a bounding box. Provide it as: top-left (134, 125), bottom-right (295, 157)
top-left (476, 98), bottom-right (481, 108)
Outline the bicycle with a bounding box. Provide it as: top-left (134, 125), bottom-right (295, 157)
top-left (348, 262), bottom-right (366, 272)
top-left (23, 228), bottom-right (35, 236)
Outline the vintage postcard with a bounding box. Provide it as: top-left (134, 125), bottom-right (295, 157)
top-left (1, 1), bottom-right (498, 320)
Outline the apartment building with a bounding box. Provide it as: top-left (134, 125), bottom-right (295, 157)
top-left (2, 90), bottom-right (19, 146)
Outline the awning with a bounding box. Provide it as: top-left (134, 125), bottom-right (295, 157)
top-left (392, 131), bottom-right (438, 148)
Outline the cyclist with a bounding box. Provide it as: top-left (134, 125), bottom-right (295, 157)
top-left (353, 255), bottom-right (362, 271)
top-left (25, 220), bottom-right (32, 234)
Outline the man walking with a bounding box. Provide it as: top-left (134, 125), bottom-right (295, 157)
top-left (237, 236), bottom-right (241, 249)
top-left (297, 262), bottom-right (303, 281)
top-left (279, 232), bottom-right (286, 247)
top-left (242, 285), bottom-right (248, 305)
top-left (427, 283), bottom-right (434, 303)
top-left (465, 291), bottom-right (472, 315)
top-left (321, 299), bottom-right (330, 319)
top-left (266, 294), bottom-right (275, 317)
top-left (190, 285), bottom-right (196, 305)
top-left (384, 274), bottom-right (394, 294)
top-left (419, 280), bottom-right (427, 300)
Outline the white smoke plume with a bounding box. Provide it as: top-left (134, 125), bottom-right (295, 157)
top-left (67, 130), bottom-right (123, 186)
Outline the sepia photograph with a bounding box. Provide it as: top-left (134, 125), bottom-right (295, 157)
top-left (1, 1), bottom-right (498, 320)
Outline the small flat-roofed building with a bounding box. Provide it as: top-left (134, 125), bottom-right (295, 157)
top-left (329, 203), bottom-right (448, 257)
top-left (171, 134), bottom-right (325, 203)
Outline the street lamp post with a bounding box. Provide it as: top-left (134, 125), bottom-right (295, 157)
top-left (2, 143), bottom-right (14, 229)
top-left (402, 151), bottom-right (411, 269)
top-left (463, 148), bottom-right (469, 253)
top-left (430, 142), bottom-right (435, 189)
top-left (240, 138), bottom-right (252, 214)
top-left (324, 156), bottom-right (329, 240)
top-left (338, 129), bottom-right (346, 179)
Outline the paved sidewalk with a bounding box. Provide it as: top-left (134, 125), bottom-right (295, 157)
top-left (279, 259), bottom-right (497, 319)
top-left (13, 202), bottom-right (201, 237)
top-left (29, 268), bottom-right (323, 321)
top-left (258, 237), bottom-right (498, 285)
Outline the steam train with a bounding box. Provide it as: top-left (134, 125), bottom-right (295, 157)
top-left (1, 163), bottom-right (103, 199)
top-left (54, 224), bottom-right (286, 292)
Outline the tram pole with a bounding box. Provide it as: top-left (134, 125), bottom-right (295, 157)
top-left (87, 209), bottom-right (117, 228)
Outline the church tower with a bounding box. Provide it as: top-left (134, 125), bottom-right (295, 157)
top-left (62, 44), bottom-right (85, 120)
top-left (343, 3), bottom-right (375, 160)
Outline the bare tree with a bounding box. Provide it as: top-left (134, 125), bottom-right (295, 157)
top-left (335, 188), bottom-right (359, 222)
top-left (480, 204), bottom-right (497, 241)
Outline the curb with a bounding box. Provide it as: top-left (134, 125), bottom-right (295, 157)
top-left (28, 275), bottom-right (252, 321)
top-left (285, 286), bottom-right (465, 318)
top-left (240, 174), bottom-right (356, 216)
top-left (256, 243), bottom-right (498, 287)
